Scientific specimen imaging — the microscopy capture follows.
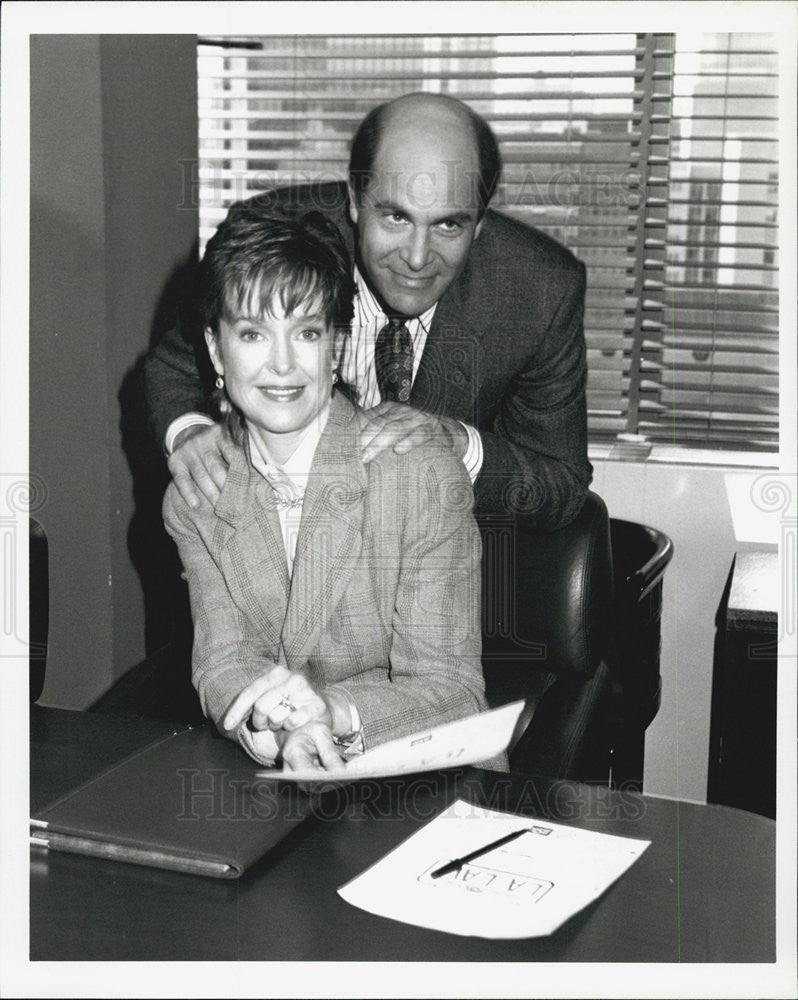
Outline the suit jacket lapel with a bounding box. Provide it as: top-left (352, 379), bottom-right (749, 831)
top-left (410, 223), bottom-right (499, 423)
top-left (411, 293), bottom-right (484, 423)
top-left (281, 394), bottom-right (367, 667)
top-left (214, 439), bottom-right (290, 659)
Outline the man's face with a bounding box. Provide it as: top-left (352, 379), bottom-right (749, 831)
top-left (348, 122), bottom-right (484, 316)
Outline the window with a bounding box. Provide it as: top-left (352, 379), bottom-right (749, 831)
top-left (197, 32), bottom-right (779, 453)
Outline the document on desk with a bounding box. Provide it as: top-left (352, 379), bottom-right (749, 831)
top-left (254, 700), bottom-right (526, 783)
top-left (338, 799), bottom-right (650, 938)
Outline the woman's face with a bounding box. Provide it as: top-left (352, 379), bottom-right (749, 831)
top-left (206, 296), bottom-right (336, 461)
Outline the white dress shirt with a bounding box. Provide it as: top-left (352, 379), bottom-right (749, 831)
top-left (343, 265), bottom-right (437, 408)
top-left (248, 409), bottom-right (329, 577)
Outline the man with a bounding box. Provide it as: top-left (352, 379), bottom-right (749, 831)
top-left (145, 92), bottom-right (592, 530)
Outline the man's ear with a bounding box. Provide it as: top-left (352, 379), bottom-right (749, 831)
top-left (204, 328), bottom-right (223, 375)
top-left (346, 181), bottom-right (360, 226)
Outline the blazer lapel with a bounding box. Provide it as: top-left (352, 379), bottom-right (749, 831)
top-left (214, 440), bottom-right (290, 659)
top-left (281, 395), bottom-right (367, 667)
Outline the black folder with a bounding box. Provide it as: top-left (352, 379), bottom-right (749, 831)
top-left (30, 725), bottom-right (310, 878)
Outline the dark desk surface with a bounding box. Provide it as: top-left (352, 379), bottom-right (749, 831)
top-left (30, 706), bottom-right (776, 963)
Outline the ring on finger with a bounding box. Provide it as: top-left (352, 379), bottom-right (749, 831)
top-left (278, 696), bottom-right (296, 713)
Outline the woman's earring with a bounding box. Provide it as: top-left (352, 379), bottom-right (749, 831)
top-left (331, 371), bottom-right (339, 385)
top-left (215, 375), bottom-right (224, 390)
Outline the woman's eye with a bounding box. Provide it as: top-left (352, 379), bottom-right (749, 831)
top-left (299, 328), bottom-right (322, 341)
top-left (239, 328), bottom-right (261, 342)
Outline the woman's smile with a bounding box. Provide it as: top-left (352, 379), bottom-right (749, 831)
top-left (258, 385), bottom-right (306, 401)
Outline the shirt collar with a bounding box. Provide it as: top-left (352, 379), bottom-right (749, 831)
top-left (248, 401), bottom-right (331, 496)
top-left (353, 264), bottom-right (437, 333)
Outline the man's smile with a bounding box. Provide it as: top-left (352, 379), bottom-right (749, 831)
top-left (388, 270), bottom-right (437, 288)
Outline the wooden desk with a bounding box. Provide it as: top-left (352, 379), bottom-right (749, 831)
top-left (30, 707), bottom-right (775, 963)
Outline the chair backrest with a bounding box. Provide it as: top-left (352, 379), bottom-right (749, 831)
top-left (480, 491), bottom-right (613, 707)
top-left (30, 518), bottom-right (49, 702)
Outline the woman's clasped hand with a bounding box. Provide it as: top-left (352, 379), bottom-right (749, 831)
top-left (222, 663), bottom-right (331, 733)
top-left (222, 665), bottom-right (346, 771)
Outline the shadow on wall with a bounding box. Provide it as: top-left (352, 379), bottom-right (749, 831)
top-left (118, 240), bottom-right (210, 658)
top-left (31, 195), bottom-right (125, 707)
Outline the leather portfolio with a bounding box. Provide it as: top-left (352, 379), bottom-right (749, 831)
top-left (30, 725), bottom-right (310, 878)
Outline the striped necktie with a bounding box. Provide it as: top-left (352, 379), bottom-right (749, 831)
top-left (374, 316), bottom-right (413, 403)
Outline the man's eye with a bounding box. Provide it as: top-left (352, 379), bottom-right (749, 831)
top-left (298, 328), bottom-right (322, 341)
top-left (385, 212), bottom-right (407, 225)
top-left (437, 220), bottom-right (462, 234)
top-left (239, 328), bottom-right (261, 341)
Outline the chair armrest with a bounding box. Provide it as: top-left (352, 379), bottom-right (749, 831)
top-left (608, 519), bottom-right (674, 730)
top-left (509, 664), bottom-right (614, 781)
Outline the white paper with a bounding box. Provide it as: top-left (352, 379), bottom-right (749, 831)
top-left (254, 700), bottom-right (527, 783)
top-left (338, 799), bottom-right (650, 938)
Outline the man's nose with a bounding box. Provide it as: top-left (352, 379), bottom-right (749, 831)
top-left (400, 227), bottom-right (432, 272)
top-left (267, 335), bottom-right (295, 375)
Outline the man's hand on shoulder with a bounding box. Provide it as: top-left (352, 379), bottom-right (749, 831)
top-left (168, 422), bottom-right (237, 509)
top-left (359, 402), bottom-right (469, 465)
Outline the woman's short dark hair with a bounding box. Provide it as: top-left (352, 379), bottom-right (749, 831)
top-left (348, 94), bottom-right (502, 219)
top-left (200, 205), bottom-right (355, 336)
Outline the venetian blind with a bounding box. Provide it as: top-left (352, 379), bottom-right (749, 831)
top-left (197, 32), bottom-right (779, 453)
top-left (645, 32), bottom-right (779, 450)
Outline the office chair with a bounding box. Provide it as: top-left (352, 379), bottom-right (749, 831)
top-left (480, 493), bottom-right (614, 783)
top-left (481, 494), bottom-right (673, 790)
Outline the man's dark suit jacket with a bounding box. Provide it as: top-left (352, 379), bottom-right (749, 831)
top-left (144, 181), bottom-right (592, 530)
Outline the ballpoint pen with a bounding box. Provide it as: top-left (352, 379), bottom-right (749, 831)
top-left (430, 827), bottom-right (531, 879)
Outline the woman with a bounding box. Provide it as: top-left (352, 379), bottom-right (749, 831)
top-left (163, 204), bottom-right (490, 771)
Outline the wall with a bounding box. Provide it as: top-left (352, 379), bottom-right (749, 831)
top-left (30, 35), bottom-right (198, 709)
top-left (593, 456), bottom-right (779, 803)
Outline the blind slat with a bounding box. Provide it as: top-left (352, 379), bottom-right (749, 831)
top-left (200, 42), bottom-right (646, 60)
top-left (654, 335), bottom-right (779, 354)
top-left (200, 109), bottom-right (646, 124)
top-left (201, 69), bottom-right (645, 82)
top-left (200, 88), bottom-right (647, 102)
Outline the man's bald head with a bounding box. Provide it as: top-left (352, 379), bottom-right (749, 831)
top-left (348, 92), bottom-right (501, 219)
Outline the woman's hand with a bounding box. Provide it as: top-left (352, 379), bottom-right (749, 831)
top-left (222, 665), bottom-right (332, 735)
top-left (278, 720), bottom-right (345, 772)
